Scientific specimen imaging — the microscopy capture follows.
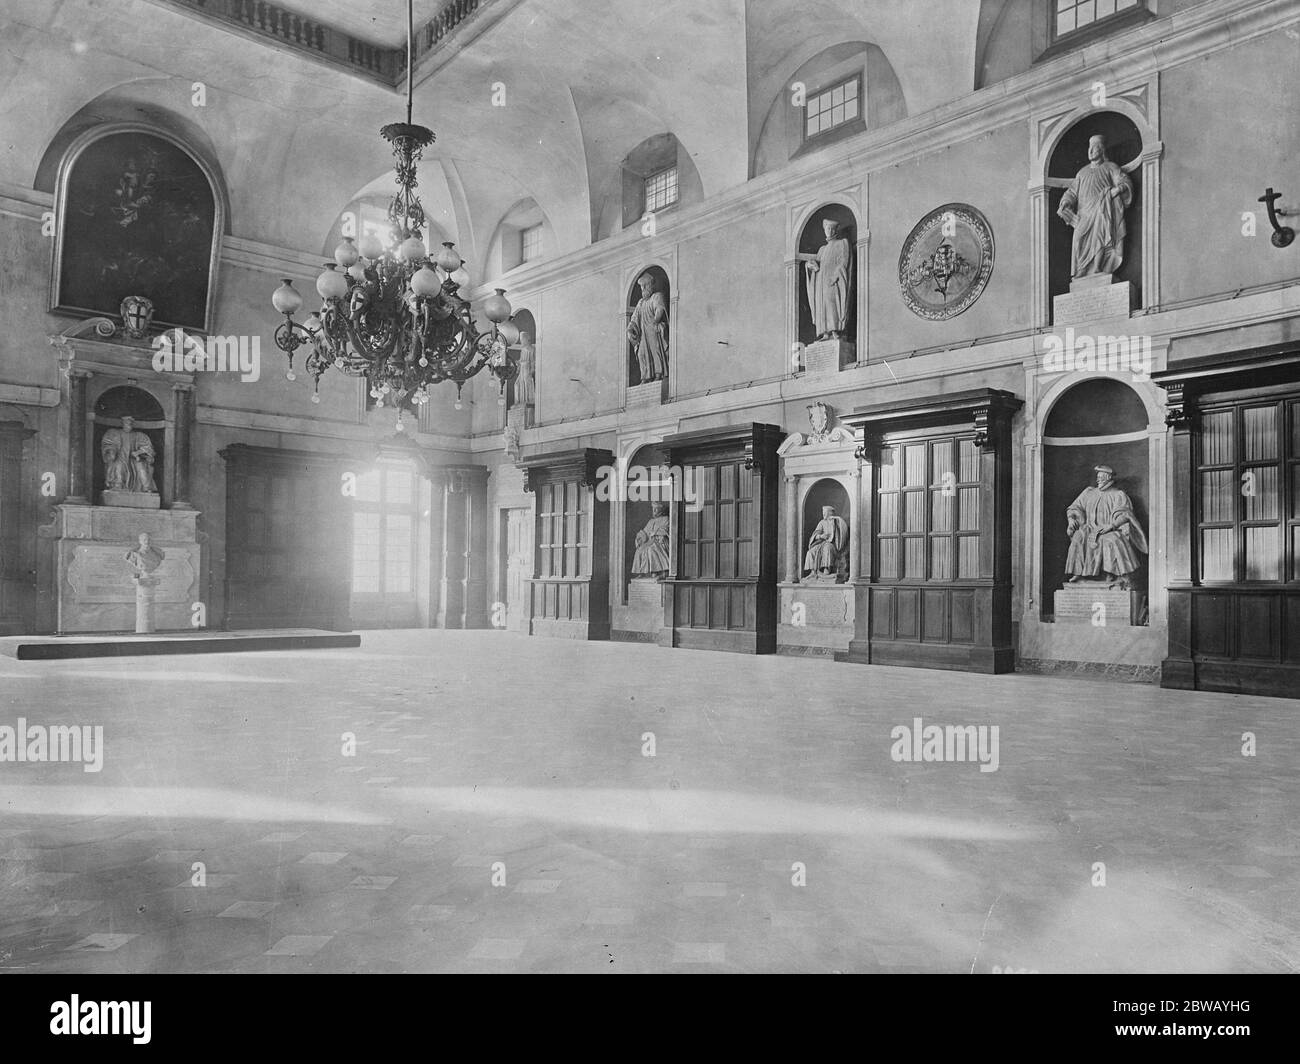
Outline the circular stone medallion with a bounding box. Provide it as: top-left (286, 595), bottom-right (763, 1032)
top-left (898, 203), bottom-right (995, 321)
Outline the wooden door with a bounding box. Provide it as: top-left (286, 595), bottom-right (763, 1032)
top-left (503, 506), bottom-right (532, 632)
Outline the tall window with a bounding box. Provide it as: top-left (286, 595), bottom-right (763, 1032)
top-left (644, 165), bottom-right (679, 214)
top-left (537, 479), bottom-right (588, 578)
top-left (520, 223), bottom-right (543, 263)
top-left (877, 435), bottom-right (981, 582)
top-left (1196, 396), bottom-right (1299, 584)
top-left (805, 75), bottom-right (860, 140)
top-left (1053, 0), bottom-right (1141, 40)
top-left (351, 464), bottom-right (417, 595)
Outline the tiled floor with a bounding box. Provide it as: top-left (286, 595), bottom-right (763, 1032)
top-left (0, 630), bottom-right (1297, 973)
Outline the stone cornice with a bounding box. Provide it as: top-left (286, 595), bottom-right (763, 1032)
top-left (196, 403), bottom-right (467, 453)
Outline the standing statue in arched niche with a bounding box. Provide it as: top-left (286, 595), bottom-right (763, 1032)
top-left (627, 272), bottom-right (669, 385)
top-left (1056, 134), bottom-right (1135, 280)
top-left (798, 219), bottom-right (854, 340)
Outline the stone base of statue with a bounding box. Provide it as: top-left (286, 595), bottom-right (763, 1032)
top-left (803, 569), bottom-right (847, 585)
top-left (1053, 582), bottom-right (1137, 625)
top-left (778, 581), bottom-right (854, 656)
top-left (612, 577), bottom-right (666, 643)
top-left (507, 405), bottom-right (531, 432)
top-left (626, 378), bottom-right (666, 407)
top-left (1053, 278), bottom-right (1134, 325)
top-left (803, 339), bottom-right (854, 376)
top-left (133, 574), bottom-right (159, 633)
top-left (41, 504), bottom-right (203, 634)
top-left (102, 489), bottom-right (161, 509)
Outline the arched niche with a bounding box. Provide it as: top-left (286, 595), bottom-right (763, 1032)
top-left (50, 123), bottom-right (224, 333)
top-left (1040, 377), bottom-right (1151, 622)
top-left (623, 443), bottom-right (670, 589)
top-left (506, 307), bottom-right (537, 426)
top-left (1028, 86), bottom-right (1162, 327)
top-left (796, 204), bottom-right (857, 347)
top-left (92, 385), bottom-right (166, 504)
top-left (626, 266), bottom-right (671, 388)
top-left (799, 478), bottom-right (851, 582)
top-left (1047, 111), bottom-right (1145, 308)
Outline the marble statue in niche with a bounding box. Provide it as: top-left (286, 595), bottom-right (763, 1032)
top-left (627, 273), bottom-right (668, 384)
top-left (1065, 465), bottom-right (1148, 589)
top-left (803, 505), bottom-right (849, 583)
top-left (101, 416), bottom-right (157, 494)
top-left (798, 219), bottom-right (853, 340)
top-left (515, 332), bottom-right (536, 408)
top-left (1056, 134), bottom-right (1135, 279)
top-left (125, 531), bottom-right (164, 578)
top-left (631, 502), bottom-right (670, 579)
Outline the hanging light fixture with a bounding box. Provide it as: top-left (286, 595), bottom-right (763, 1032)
top-left (270, 0), bottom-right (518, 431)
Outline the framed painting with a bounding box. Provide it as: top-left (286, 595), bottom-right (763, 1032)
top-left (50, 124), bottom-right (223, 333)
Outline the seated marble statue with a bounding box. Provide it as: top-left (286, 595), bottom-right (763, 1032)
top-left (1065, 465), bottom-right (1148, 589)
top-left (803, 505), bottom-right (849, 581)
top-left (101, 416), bottom-right (157, 494)
top-left (631, 503), bottom-right (670, 579)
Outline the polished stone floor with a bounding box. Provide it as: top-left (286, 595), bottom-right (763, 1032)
top-left (0, 630), bottom-right (1297, 974)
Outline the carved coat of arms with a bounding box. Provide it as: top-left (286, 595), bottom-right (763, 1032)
top-left (898, 203), bottom-right (995, 321)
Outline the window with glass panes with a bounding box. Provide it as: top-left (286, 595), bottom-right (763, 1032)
top-left (1196, 396), bottom-right (1300, 584)
top-left (1053, 0), bottom-right (1141, 40)
top-left (805, 75), bottom-right (860, 139)
top-left (644, 165), bottom-right (678, 213)
top-left (680, 462), bottom-right (754, 581)
top-left (876, 435), bottom-right (982, 582)
top-left (350, 465), bottom-right (417, 595)
top-left (536, 479), bottom-right (588, 578)
top-left (520, 223), bottom-right (543, 263)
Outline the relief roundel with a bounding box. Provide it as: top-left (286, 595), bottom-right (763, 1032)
top-left (898, 203), bottom-right (995, 321)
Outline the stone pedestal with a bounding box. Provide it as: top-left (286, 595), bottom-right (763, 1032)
top-left (803, 339), bottom-right (854, 376)
top-left (133, 575), bottom-right (159, 633)
top-left (626, 379), bottom-right (666, 407)
top-left (1053, 583), bottom-right (1136, 626)
top-left (46, 505), bottom-right (202, 634)
top-left (102, 490), bottom-right (161, 509)
top-left (507, 405), bottom-right (531, 432)
top-left (778, 582), bottom-right (854, 656)
top-left (1053, 279), bottom-right (1134, 325)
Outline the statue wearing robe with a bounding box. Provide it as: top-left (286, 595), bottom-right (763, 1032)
top-left (515, 335), bottom-right (536, 407)
top-left (800, 220), bottom-right (853, 339)
top-left (1065, 468), bottom-right (1148, 586)
top-left (631, 507), bottom-right (670, 578)
top-left (1057, 135), bottom-right (1134, 279)
top-left (101, 418), bottom-right (157, 494)
top-left (803, 507), bottom-right (849, 580)
top-left (627, 280), bottom-right (669, 385)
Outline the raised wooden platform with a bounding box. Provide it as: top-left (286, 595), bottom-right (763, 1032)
top-left (0, 629), bottom-right (361, 661)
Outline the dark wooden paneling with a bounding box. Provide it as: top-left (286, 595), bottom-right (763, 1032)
top-left (1237, 594), bottom-right (1279, 660)
top-left (922, 588), bottom-right (947, 642)
top-left (951, 589), bottom-right (976, 643)
top-left (1192, 593), bottom-right (1231, 658)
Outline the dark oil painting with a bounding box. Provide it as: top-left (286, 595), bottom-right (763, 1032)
top-left (56, 131), bottom-right (217, 330)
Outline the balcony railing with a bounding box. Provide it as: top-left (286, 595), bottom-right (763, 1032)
top-left (152, 0), bottom-right (506, 86)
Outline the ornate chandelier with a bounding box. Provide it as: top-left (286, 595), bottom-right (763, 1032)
top-left (270, 0), bottom-right (518, 431)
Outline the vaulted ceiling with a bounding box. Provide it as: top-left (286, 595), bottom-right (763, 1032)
top-left (2, 0), bottom-right (996, 284)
